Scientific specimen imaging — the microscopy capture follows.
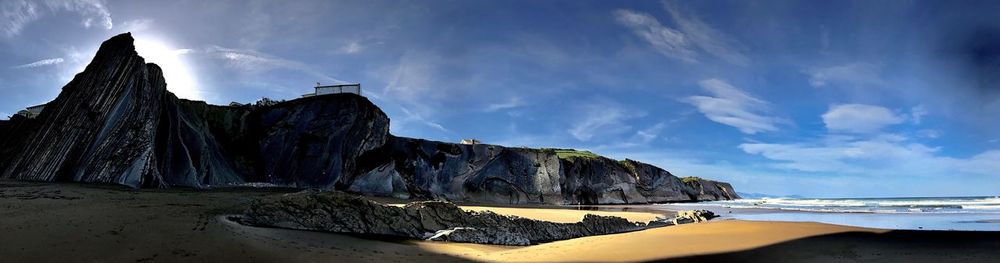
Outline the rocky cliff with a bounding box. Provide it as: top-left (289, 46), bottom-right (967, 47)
top-left (1, 34), bottom-right (165, 186)
top-left (346, 138), bottom-right (738, 204)
top-left (0, 33), bottom-right (738, 204)
top-left (0, 120), bottom-right (10, 140)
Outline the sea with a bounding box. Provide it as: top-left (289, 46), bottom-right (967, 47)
top-left (656, 196), bottom-right (1000, 231)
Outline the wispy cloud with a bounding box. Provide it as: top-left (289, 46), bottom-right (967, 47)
top-left (614, 2), bottom-right (748, 65)
top-left (822, 104), bottom-right (903, 133)
top-left (484, 96), bottom-right (524, 112)
top-left (206, 46), bottom-right (347, 84)
top-left (634, 122), bottom-right (668, 144)
top-left (614, 9), bottom-right (696, 63)
top-left (909, 105), bottom-right (928, 124)
top-left (961, 150), bottom-right (1000, 175)
top-left (338, 41), bottom-right (364, 54)
top-left (173, 49), bottom-right (194, 56)
top-left (568, 101), bottom-right (643, 141)
top-left (683, 79), bottom-right (781, 134)
top-left (371, 50), bottom-right (500, 139)
top-left (589, 110), bottom-right (694, 151)
top-left (917, 129), bottom-right (942, 139)
top-left (120, 18), bottom-right (153, 32)
top-left (12, 58), bottom-right (64, 69)
top-left (595, 122), bottom-right (672, 150)
top-left (1, 0), bottom-right (113, 38)
top-left (376, 50), bottom-right (492, 116)
top-left (743, 134), bottom-right (919, 171)
top-left (806, 62), bottom-right (884, 88)
top-left (381, 52), bottom-right (440, 116)
top-left (662, 1), bottom-right (749, 66)
top-left (399, 106), bottom-right (450, 133)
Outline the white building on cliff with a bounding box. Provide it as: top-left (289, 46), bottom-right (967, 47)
top-left (15, 104), bottom-right (46, 119)
top-left (302, 83), bottom-right (361, 98)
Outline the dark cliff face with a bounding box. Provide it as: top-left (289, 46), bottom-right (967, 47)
top-left (351, 137), bottom-right (566, 204)
top-left (151, 94), bottom-right (390, 189)
top-left (154, 96), bottom-right (255, 187)
top-left (0, 33), bottom-right (738, 204)
top-left (682, 180), bottom-right (741, 201)
top-left (0, 120), bottom-right (11, 140)
top-left (0, 33), bottom-right (165, 186)
top-left (254, 96), bottom-right (389, 188)
top-left (559, 157), bottom-right (644, 204)
top-left (347, 137), bottom-right (739, 204)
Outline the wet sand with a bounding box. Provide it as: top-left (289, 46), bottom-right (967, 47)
top-left (2, 181), bottom-right (998, 262)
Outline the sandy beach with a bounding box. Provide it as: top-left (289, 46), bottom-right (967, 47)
top-left (2, 181), bottom-right (998, 262)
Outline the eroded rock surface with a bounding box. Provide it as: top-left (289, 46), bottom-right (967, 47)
top-left (241, 190), bottom-right (646, 245)
top-left (0, 33), bottom-right (165, 186)
top-left (672, 210), bottom-right (718, 225)
top-left (354, 138), bottom-right (739, 204)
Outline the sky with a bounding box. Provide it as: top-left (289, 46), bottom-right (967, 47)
top-left (1, 0), bottom-right (999, 198)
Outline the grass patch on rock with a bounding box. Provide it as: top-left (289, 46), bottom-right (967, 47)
top-left (541, 148), bottom-right (601, 160)
top-left (681, 176), bottom-right (703, 184)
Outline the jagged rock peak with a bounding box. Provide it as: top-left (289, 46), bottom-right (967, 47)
top-left (0, 31), bottom-right (165, 186)
top-left (86, 32), bottom-right (140, 66)
top-left (99, 32), bottom-right (136, 52)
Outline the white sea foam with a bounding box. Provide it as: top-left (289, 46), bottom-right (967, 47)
top-left (668, 196), bottom-right (1000, 214)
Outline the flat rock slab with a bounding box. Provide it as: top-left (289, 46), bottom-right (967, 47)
top-left (241, 190), bottom-right (650, 245)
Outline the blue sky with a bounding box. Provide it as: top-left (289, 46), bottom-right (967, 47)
top-left (1, 0), bottom-right (999, 197)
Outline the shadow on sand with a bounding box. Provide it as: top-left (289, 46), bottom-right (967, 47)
top-left (655, 229), bottom-right (1000, 262)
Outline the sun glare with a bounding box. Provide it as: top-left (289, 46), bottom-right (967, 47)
top-left (134, 38), bottom-right (200, 100)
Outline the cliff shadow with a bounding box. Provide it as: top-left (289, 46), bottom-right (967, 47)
top-left (651, 229), bottom-right (1000, 263)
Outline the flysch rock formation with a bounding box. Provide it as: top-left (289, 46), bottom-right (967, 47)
top-left (242, 190), bottom-right (718, 246)
top-left (0, 33), bottom-right (739, 205)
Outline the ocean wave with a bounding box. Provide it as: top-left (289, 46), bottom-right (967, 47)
top-left (668, 196), bottom-right (1000, 214)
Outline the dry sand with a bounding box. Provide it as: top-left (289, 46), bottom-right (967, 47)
top-left (2, 181), bottom-right (998, 262)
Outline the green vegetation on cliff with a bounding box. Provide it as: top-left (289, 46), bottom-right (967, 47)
top-left (541, 148), bottom-right (601, 160)
top-left (682, 176), bottom-right (703, 184)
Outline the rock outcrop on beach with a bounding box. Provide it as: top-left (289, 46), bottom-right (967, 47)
top-left (672, 210), bottom-right (718, 225)
top-left (241, 190), bottom-right (647, 245)
top-left (0, 33), bottom-right (739, 204)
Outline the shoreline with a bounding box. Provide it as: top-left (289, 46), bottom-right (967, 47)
top-left (2, 182), bottom-right (998, 262)
top-left (657, 201), bottom-right (1000, 232)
